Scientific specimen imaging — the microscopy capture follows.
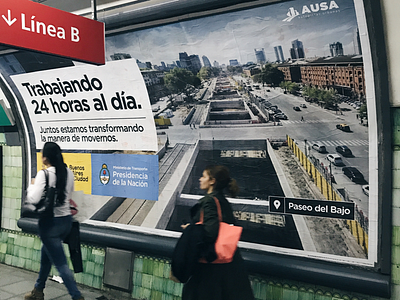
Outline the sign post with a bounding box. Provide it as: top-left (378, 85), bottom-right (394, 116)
top-left (0, 0), bottom-right (105, 65)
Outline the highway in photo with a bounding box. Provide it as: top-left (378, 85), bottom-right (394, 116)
top-left (246, 82), bottom-right (369, 218)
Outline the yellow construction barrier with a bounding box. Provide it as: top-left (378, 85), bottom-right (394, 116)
top-left (154, 116), bottom-right (172, 126)
top-left (286, 135), bottom-right (368, 254)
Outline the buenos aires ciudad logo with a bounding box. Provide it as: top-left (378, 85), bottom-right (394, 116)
top-left (283, 1), bottom-right (340, 22)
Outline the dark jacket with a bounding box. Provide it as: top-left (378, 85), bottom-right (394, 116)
top-left (182, 191), bottom-right (254, 300)
top-left (191, 191), bottom-right (236, 243)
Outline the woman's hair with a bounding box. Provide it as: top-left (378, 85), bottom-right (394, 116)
top-left (204, 165), bottom-right (239, 197)
top-left (42, 142), bottom-right (67, 205)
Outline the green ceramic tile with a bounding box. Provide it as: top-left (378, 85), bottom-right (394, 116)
top-left (94, 263), bottom-right (103, 277)
top-left (252, 279), bottom-right (261, 299)
top-left (393, 264), bottom-right (400, 285)
top-left (163, 262), bottom-right (171, 279)
top-left (152, 276), bottom-right (163, 292)
top-left (85, 261), bottom-right (95, 274)
top-left (153, 260), bottom-right (162, 277)
top-left (33, 250), bottom-right (41, 262)
top-left (7, 244), bottom-right (14, 255)
top-left (15, 257), bottom-right (25, 268)
top-left (75, 273), bottom-right (84, 285)
top-left (87, 250), bottom-right (95, 262)
top-left (133, 271), bottom-right (142, 287)
top-left (394, 227), bottom-right (400, 246)
top-left (0, 232), bottom-right (6, 243)
top-left (5, 254), bottom-right (12, 265)
top-left (32, 261), bottom-right (41, 272)
top-left (134, 257), bottom-right (144, 273)
top-left (166, 278), bottom-right (176, 295)
top-left (11, 255), bottom-right (18, 266)
top-left (315, 290), bottom-right (331, 300)
top-left (298, 289), bottom-right (314, 300)
top-left (258, 281), bottom-right (268, 300)
top-left (144, 258), bottom-right (154, 275)
top-left (25, 259), bottom-right (33, 270)
top-left (162, 278), bottom-right (170, 294)
top-left (81, 247), bottom-right (89, 261)
top-left (92, 275), bottom-right (102, 289)
top-left (33, 238), bottom-right (42, 250)
top-left (83, 274), bottom-right (94, 287)
top-left (151, 290), bottom-right (163, 300)
top-left (270, 283), bottom-right (283, 300)
top-left (132, 286), bottom-right (141, 299)
top-left (173, 282), bottom-right (183, 297)
top-left (19, 246), bottom-right (27, 258)
top-left (141, 287), bottom-right (152, 299)
top-left (393, 246), bottom-right (400, 265)
top-left (94, 253), bottom-right (104, 264)
top-left (142, 273), bottom-right (153, 289)
top-left (0, 243), bottom-right (7, 253)
top-left (161, 293), bottom-right (173, 300)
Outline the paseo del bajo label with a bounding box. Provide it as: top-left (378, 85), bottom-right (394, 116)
top-left (268, 196), bottom-right (355, 220)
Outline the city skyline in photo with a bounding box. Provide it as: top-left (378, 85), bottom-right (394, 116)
top-left (105, 0), bottom-right (359, 67)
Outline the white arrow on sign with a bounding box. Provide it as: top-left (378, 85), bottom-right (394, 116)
top-left (2, 10), bottom-right (17, 26)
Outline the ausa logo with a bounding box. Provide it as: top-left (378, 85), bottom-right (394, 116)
top-left (283, 1), bottom-right (340, 22)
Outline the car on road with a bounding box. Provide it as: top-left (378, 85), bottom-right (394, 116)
top-left (335, 145), bottom-right (353, 157)
top-left (293, 106), bottom-right (301, 111)
top-left (336, 123), bottom-right (351, 132)
top-left (362, 185), bottom-right (369, 196)
top-left (300, 104), bottom-right (307, 108)
top-left (312, 143), bottom-right (327, 153)
top-left (274, 113), bottom-right (288, 120)
top-left (342, 167), bottom-right (366, 183)
top-left (326, 154), bottom-right (344, 166)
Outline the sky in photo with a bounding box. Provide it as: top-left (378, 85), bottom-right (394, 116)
top-left (105, 0), bottom-right (359, 66)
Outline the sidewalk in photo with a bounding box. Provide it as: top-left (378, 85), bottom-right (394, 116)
top-left (0, 263), bottom-right (132, 300)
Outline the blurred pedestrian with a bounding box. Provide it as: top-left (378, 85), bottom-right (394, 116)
top-left (181, 165), bottom-right (254, 300)
top-left (25, 142), bottom-right (84, 300)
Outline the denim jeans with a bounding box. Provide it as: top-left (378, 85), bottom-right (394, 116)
top-left (35, 215), bottom-right (82, 300)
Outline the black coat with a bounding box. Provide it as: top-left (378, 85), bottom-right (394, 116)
top-left (182, 191), bottom-right (254, 300)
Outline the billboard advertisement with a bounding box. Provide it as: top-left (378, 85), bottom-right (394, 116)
top-left (1, 0), bottom-right (377, 267)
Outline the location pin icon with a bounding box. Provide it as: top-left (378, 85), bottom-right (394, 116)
top-left (274, 200), bottom-right (281, 210)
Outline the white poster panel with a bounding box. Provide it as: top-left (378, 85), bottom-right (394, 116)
top-left (11, 59), bottom-right (157, 151)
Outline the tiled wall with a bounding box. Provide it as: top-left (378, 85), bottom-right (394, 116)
top-left (2, 145), bottom-right (22, 231)
top-left (1, 228), bottom-right (381, 300)
top-left (392, 108), bottom-right (400, 299)
top-left (0, 229), bottom-right (104, 290)
top-left (0, 143), bottom-right (394, 300)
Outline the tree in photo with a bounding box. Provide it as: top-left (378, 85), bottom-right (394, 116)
top-left (164, 67), bottom-right (201, 102)
top-left (253, 63), bottom-right (284, 87)
top-left (198, 66), bottom-right (221, 81)
top-left (227, 65), bottom-right (243, 75)
top-left (280, 81), bottom-right (300, 95)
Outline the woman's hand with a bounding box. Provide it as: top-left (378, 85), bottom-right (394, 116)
top-left (181, 223), bottom-right (190, 230)
top-left (169, 270), bottom-right (181, 283)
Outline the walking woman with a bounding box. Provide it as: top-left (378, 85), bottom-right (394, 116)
top-left (25, 142), bottom-right (84, 300)
top-left (182, 165), bottom-right (254, 300)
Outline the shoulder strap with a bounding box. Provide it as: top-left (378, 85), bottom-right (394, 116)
top-left (43, 169), bottom-right (49, 188)
top-left (199, 196), bottom-right (223, 224)
top-left (213, 197), bottom-right (223, 222)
